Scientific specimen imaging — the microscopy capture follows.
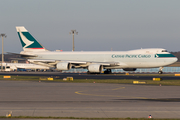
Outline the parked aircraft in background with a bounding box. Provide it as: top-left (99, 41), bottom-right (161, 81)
top-left (0, 63), bottom-right (50, 72)
top-left (15, 26), bottom-right (177, 74)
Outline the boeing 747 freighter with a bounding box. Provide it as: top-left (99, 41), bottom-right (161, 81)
top-left (16, 26), bottom-right (177, 74)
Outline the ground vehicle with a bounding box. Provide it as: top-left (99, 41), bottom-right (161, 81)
top-left (0, 64), bottom-right (11, 72)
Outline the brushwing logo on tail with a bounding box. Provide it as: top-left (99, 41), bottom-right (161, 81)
top-left (16, 26), bottom-right (46, 51)
top-left (18, 29), bottom-right (34, 49)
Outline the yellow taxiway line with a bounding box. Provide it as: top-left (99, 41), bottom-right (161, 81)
top-left (75, 87), bottom-right (148, 99)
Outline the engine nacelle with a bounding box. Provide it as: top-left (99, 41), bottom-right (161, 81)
top-left (123, 68), bottom-right (137, 71)
top-left (88, 64), bottom-right (103, 73)
top-left (56, 62), bottom-right (72, 70)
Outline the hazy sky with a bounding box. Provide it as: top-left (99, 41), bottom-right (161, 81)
top-left (0, 0), bottom-right (180, 53)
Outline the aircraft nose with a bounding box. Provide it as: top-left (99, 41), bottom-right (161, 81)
top-left (172, 57), bottom-right (178, 63)
top-left (174, 57), bottom-right (178, 62)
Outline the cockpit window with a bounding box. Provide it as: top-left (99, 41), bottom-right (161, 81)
top-left (162, 50), bottom-right (168, 52)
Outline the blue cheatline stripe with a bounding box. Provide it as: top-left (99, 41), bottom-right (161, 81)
top-left (156, 54), bottom-right (175, 58)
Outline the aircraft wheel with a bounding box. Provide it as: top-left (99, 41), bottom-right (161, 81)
top-left (104, 69), bottom-right (112, 74)
top-left (158, 71), bottom-right (163, 74)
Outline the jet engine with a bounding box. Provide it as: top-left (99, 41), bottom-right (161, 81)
top-left (123, 68), bottom-right (137, 71)
top-left (56, 62), bottom-right (72, 70)
top-left (88, 64), bottom-right (103, 73)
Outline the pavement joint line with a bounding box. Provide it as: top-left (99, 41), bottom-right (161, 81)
top-left (112, 87), bottom-right (125, 90)
top-left (100, 108), bottom-right (109, 118)
top-left (32, 108), bottom-right (36, 116)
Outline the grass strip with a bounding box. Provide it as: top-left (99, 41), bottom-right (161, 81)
top-left (1, 75), bottom-right (180, 86)
top-left (1, 116), bottom-right (180, 120)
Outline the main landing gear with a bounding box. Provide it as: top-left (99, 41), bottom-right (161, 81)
top-left (87, 69), bottom-right (112, 74)
top-left (104, 69), bottom-right (112, 74)
top-left (158, 67), bottom-right (163, 74)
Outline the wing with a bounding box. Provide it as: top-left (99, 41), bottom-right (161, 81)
top-left (27, 59), bottom-right (124, 69)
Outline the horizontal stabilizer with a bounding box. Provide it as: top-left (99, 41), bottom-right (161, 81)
top-left (6, 52), bottom-right (37, 58)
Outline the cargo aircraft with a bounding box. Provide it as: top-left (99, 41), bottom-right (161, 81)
top-left (15, 26), bottom-right (177, 74)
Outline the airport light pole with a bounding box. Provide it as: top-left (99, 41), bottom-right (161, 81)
top-left (69, 30), bottom-right (78, 51)
top-left (0, 34), bottom-right (7, 72)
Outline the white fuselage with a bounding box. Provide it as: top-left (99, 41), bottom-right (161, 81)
top-left (20, 48), bottom-right (178, 69)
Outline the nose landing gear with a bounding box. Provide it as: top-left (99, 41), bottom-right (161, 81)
top-left (158, 67), bottom-right (164, 74)
top-left (158, 71), bottom-right (163, 74)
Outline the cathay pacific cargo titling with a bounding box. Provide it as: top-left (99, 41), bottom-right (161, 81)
top-left (16, 26), bottom-right (177, 74)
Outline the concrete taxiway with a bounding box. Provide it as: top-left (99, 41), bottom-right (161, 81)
top-left (0, 80), bottom-right (180, 118)
top-left (1, 72), bottom-right (180, 80)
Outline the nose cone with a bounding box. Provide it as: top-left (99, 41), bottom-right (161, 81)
top-left (169, 53), bottom-right (178, 63)
top-left (173, 57), bottom-right (178, 63)
top-left (170, 57), bottom-right (178, 65)
top-left (163, 56), bottom-right (178, 66)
